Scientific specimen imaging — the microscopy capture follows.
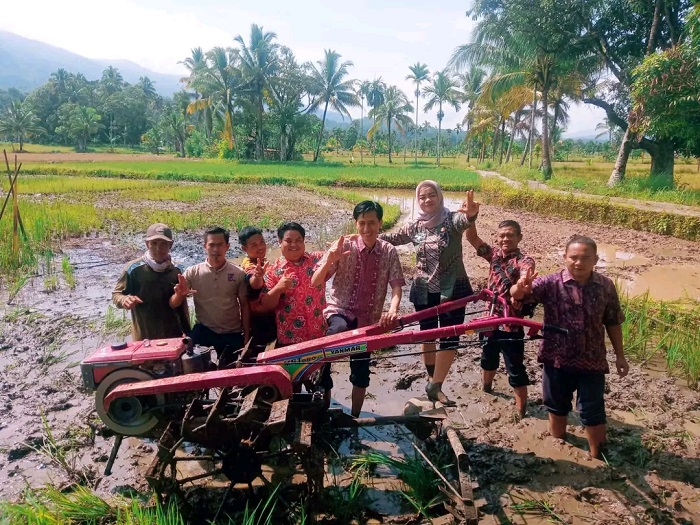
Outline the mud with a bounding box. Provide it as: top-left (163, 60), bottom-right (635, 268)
top-left (1, 188), bottom-right (699, 524)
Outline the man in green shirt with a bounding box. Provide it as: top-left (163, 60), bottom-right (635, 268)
top-left (112, 223), bottom-right (190, 341)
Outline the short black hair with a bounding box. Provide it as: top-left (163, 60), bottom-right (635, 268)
top-left (566, 234), bottom-right (597, 254)
top-left (353, 200), bottom-right (384, 221)
top-left (204, 226), bottom-right (230, 244)
top-left (277, 221), bottom-right (305, 241)
top-left (498, 220), bottom-right (521, 236)
top-left (238, 226), bottom-right (263, 246)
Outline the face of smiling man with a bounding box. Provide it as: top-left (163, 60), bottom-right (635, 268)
top-left (280, 229), bottom-right (305, 263)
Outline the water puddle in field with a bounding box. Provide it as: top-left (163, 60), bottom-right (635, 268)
top-left (549, 242), bottom-right (700, 302)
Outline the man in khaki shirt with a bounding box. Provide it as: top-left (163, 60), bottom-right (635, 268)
top-left (170, 227), bottom-right (249, 366)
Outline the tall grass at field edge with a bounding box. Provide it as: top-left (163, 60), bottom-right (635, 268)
top-left (479, 178), bottom-right (700, 241)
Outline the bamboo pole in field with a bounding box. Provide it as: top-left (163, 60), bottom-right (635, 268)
top-left (1, 150), bottom-right (27, 257)
top-left (12, 176), bottom-right (18, 256)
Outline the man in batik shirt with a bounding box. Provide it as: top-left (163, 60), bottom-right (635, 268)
top-left (465, 218), bottom-right (535, 419)
top-left (511, 235), bottom-right (629, 459)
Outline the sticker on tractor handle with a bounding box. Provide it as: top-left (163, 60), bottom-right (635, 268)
top-left (324, 342), bottom-right (368, 357)
top-left (284, 351), bottom-right (324, 364)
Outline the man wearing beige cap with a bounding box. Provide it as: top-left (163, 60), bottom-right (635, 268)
top-left (113, 223), bottom-right (190, 340)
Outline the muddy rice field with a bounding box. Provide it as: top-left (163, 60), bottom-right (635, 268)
top-left (0, 186), bottom-right (699, 524)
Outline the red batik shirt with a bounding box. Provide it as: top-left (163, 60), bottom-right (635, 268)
top-left (264, 252), bottom-right (326, 345)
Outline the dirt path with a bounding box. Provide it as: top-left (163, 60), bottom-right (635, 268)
top-left (0, 192), bottom-right (698, 523)
top-left (479, 170), bottom-right (700, 219)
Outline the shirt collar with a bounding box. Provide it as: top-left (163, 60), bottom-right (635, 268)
top-left (205, 259), bottom-right (228, 272)
top-left (562, 268), bottom-right (601, 285)
top-left (496, 247), bottom-right (521, 259)
top-left (356, 236), bottom-right (378, 254)
top-left (280, 252), bottom-right (310, 267)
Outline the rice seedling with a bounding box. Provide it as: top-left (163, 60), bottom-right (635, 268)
top-left (0, 484), bottom-right (114, 524)
top-left (32, 412), bottom-right (96, 486)
top-left (103, 305), bottom-right (131, 337)
top-left (22, 159), bottom-right (482, 192)
top-left (323, 473), bottom-right (369, 524)
top-left (510, 496), bottom-right (566, 523)
top-left (350, 450), bottom-right (448, 518)
top-left (0, 484), bottom-right (190, 525)
top-left (620, 292), bottom-right (700, 387)
top-left (6, 175), bottom-right (164, 195)
top-left (39, 342), bottom-right (72, 369)
top-left (62, 254), bottom-right (76, 289)
top-left (43, 275), bottom-right (59, 292)
top-left (115, 498), bottom-right (185, 525)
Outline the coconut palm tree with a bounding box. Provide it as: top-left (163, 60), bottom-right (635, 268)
top-left (235, 24), bottom-right (280, 160)
top-left (422, 70), bottom-right (461, 166)
top-left (0, 101), bottom-right (45, 151)
top-left (367, 85), bottom-right (413, 163)
top-left (179, 47), bottom-right (212, 135)
top-left (406, 63), bottom-right (430, 163)
top-left (356, 80), bottom-right (371, 138)
top-left (366, 78), bottom-right (386, 113)
top-left (308, 49), bottom-right (358, 162)
top-left (100, 66), bottom-right (124, 96)
top-left (186, 47), bottom-right (242, 150)
top-left (457, 66), bottom-right (486, 161)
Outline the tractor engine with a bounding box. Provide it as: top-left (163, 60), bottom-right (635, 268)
top-left (80, 337), bottom-right (210, 436)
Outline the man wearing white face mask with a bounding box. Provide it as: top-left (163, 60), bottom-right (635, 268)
top-left (112, 223), bottom-right (190, 341)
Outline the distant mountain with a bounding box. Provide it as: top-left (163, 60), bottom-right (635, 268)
top-left (0, 31), bottom-right (182, 96)
top-left (562, 129), bottom-right (603, 141)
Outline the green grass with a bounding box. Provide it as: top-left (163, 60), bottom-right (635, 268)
top-left (479, 177), bottom-right (700, 241)
top-left (499, 160), bottom-right (700, 207)
top-left (22, 159), bottom-right (481, 191)
top-left (1, 141), bottom-right (157, 155)
top-left (3, 176), bottom-right (166, 194)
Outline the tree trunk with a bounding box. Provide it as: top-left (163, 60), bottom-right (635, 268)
top-left (498, 119), bottom-right (506, 165)
top-left (608, 0), bottom-right (662, 186)
top-left (540, 86), bottom-right (553, 180)
top-left (360, 101), bottom-right (364, 165)
top-left (466, 121), bottom-right (472, 162)
top-left (388, 119), bottom-right (393, 164)
top-left (415, 89), bottom-right (419, 164)
top-left (491, 120), bottom-right (499, 161)
top-left (437, 113), bottom-right (442, 167)
top-left (313, 100), bottom-right (329, 162)
top-left (505, 124), bottom-right (516, 164)
top-left (608, 127), bottom-right (633, 186)
top-left (527, 89), bottom-right (537, 168)
top-left (256, 94), bottom-right (264, 161)
top-left (649, 141), bottom-right (675, 187)
top-left (280, 127), bottom-right (287, 162)
top-left (520, 133), bottom-right (530, 166)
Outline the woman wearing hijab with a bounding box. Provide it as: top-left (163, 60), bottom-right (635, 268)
top-left (380, 181), bottom-right (479, 405)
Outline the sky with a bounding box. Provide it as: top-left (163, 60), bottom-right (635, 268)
top-left (0, 0), bottom-right (605, 136)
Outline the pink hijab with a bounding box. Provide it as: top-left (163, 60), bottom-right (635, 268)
top-left (415, 180), bottom-right (450, 229)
